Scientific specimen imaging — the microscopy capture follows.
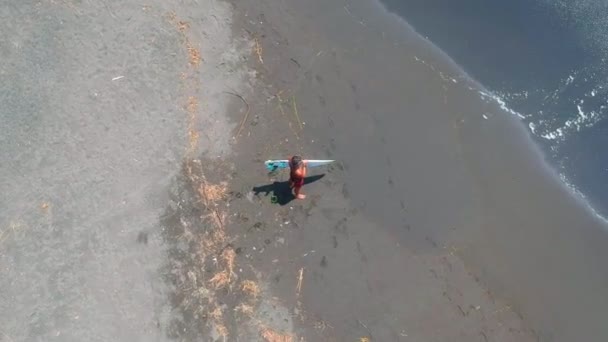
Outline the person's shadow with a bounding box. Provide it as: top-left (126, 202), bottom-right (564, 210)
top-left (252, 174), bottom-right (325, 205)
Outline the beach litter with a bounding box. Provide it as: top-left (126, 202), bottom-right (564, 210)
top-left (276, 91), bottom-right (300, 139)
top-left (357, 319), bottom-right (373, 338)
top-left (296, 267), bottom-right (304, 298)
top-left (254, 37), bottom-right (264, 64)
top-left (223, 91), bottom-right (250, 140)
top-left (302, 250), bottom-right (315, 257)
top-left (291, 96), bottom-right (303, 130)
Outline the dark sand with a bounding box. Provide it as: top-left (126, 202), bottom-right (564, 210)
top-left (2, 0), bottom-right (608, 341)
top-left (227, 0), bottom-right (608, 341)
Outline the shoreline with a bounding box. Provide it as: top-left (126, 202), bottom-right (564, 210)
top-left (226, 0), bottom-right (608, 340)
top-left (225, 0), bottom-right (537, 340)
top-left (354, 1), bottom-right (608, 340)
top-left (374, 0), bottom-right (608, 224)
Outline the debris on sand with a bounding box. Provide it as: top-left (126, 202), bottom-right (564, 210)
top-left (187, 42), bottom-right (202, 66)
top-left (222, 91), bottom-right (250, 140)
top-left (198, 181), bottom-right (228, 204)
top-left (254, 37), bottom-right (264, 64)
top-left (213, 323), bottom-right (229, 339)
top-left (291, 96), bottom-right (303, 130)
top-left (260, 327), bottom-right (293, 342)
top-left (177, 20), bottom-right (190, 32)
top-left (296, 268), bottom-right (304, 298)
top-left (241, 280), bottom-right (260, 299)
top-left (185, 96), bottom-right (200, 154)
top-left (209, 270), bottom-right (230, 289)
top-left (168, 16), bottom-right (199, 66)
top-left (222, 247), bottom-right (237, 281)
top-left (208, 305), bottom-right (224, 321)
top-left (40, 202), bottom-right (50, 211)
top-left (235, 303), bottom-right (254, 316)
top-left (313, 319), bottom-right (333, 331)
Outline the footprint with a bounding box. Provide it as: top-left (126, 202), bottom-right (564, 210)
top-left (341, 184), bottom-right (349, 198)
top-left (356, 241), bottom-right (368, 263)
top-left (137, 231), bottom-right (148, 244)
top-left (320, 256), bottom-right (328, 267)
top-left (334, 218), bottom-right (348, 236)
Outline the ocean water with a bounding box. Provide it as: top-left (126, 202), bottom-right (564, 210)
top-left (379, 0), bottom-right (608, 219)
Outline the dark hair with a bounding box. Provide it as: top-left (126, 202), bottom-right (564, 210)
top-left (291, 155), bottom-right (303, 166)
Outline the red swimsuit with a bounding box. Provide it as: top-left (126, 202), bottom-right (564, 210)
top-left (289, 162), bottom-right (305, 187)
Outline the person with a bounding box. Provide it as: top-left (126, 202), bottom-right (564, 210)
top-left (288, 155), bottom-right (307, 199)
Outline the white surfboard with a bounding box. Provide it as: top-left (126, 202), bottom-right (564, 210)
top-left (265, 159), bottom-right (335, 171)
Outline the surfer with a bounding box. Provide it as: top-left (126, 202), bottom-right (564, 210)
top-left (288, 155), bottom-right (307, 199)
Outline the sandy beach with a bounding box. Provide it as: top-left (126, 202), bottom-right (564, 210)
top-left (2, 0), bottom-right (608, 341)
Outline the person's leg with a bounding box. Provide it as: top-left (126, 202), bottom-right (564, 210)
top-left (293, 183), bottom-right (306, 199)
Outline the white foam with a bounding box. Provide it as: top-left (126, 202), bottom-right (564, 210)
top-left (478, 91), bottom-right (527, 119)
top-left (529, 122), bottom-right (536, 133)
top-left (537, 105), bottom-right (602, 142)
top-left (566, 75), bottom-right (575, 85)
top-left (541, 128), bottom-right (564, 140)
top-left (374, 0), bottom-right (608, 229)
top-left (577, 105), bottom-right (587, 119)
top-left (558, 173), bottom-right (608, 226)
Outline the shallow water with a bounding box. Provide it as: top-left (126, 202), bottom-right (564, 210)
top-left (379, 0), bottom-right (608, 218)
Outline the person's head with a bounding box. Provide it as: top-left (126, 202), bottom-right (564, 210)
top-left (291, 155), bottom-right (303, 167)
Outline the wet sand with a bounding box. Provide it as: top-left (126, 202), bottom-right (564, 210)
top-left (227, 0), bottom-right (608, 341)
top-left (3, 0), bottom-right (608, 341)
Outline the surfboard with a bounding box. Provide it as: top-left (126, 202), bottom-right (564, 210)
top-left (265, 159), bottom-right (335, 172)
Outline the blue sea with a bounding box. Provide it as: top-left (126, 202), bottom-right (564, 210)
top-left (379, 0), bottom-right (608, 219)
